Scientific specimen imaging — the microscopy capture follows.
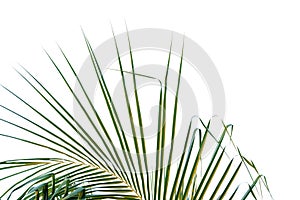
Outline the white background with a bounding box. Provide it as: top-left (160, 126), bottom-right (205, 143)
top-left (0, 1), bottom-right (299, 199)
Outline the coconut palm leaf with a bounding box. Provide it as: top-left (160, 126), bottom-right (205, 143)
top-left (0, 158), bottom-right (140, 199)
top-left (0, 28), bottom-right (273, 199)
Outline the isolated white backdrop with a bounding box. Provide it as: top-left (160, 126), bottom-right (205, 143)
top-left (0, 1), bottom-right (299, 199)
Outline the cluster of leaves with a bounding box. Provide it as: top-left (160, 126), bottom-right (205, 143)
top-left (0, 29), bottom-right (272, 199)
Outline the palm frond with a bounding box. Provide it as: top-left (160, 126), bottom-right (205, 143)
top-left (0, 28), bottom-right (273, 199)
top-left (0, 158), bottom-right (140, 199)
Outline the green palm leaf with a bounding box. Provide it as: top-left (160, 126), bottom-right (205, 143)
top-left (0, 27), bottom-right (273, 199)
top-left (0, 158), bottom-right (140, 199)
